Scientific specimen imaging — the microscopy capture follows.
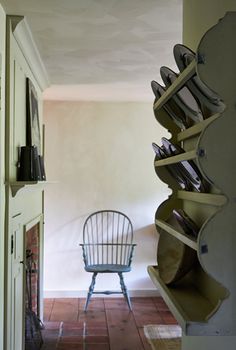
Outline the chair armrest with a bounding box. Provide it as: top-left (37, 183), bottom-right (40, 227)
top-left (79, 244), bottom-right (88, 266)
top-left (127, 244), bottom-right (136, 266)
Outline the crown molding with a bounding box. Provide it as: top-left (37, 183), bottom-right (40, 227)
top-left (9, 15), bottom-right (50, 91)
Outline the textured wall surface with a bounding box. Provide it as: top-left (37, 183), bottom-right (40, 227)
top-left (1, 0), bottom-right (182, 101)
top-left (43, 100), bottom-right (170, 296)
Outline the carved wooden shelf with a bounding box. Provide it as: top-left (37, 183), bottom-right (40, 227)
top-left (155, 219), bottom-right (197, 250)
top-left (149, 13), bottom-right (236, 342)
top-left (9, 181), bottom-right (56, 197)
top-left (177, 113), bottom-right (220, 142)
top-left (177, 190), bottom-right (227, 206)
top-left (154, 150), bottom-right (197, 167)
top-left (148, 266), bottom-right (227, 335)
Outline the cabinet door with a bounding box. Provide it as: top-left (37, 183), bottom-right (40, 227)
top-left (11, 221), bottom-right (24, 350)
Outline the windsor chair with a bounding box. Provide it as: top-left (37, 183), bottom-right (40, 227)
top-left (80, 210), bottom-right (136, 311)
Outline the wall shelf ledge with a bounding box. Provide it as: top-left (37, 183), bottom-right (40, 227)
top-left (155, 219), bottom-right (198, 250)
top-left (7, 181), bottom-right (57, 197)
top-left (177, 113), bottom-right (220, 142)
top-left (148, 265), bottom-right (224, 335)
top-left (154, 150), bottom-right (196, 167)
top-left (177, 190), bottom-right (227, 206)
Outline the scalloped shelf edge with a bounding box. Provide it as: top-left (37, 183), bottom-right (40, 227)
top-left (147, 265), bottom-right (224, 335)
top-left (8, 181), bottom-right (58, 197)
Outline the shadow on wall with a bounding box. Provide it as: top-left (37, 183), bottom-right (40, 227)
top-left (45, 211), bottom-right (94, 239)
top-left (46, 217), bottom-right (158, 253)
top-left (133, 224), bottom-right (159, 264)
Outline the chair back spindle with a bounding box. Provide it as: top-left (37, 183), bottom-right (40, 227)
top-left (82, 210), bottom-right (134, 267)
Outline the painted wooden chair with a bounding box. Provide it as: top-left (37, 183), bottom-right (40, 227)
top-left (80, 210), bottom-right (136, 311)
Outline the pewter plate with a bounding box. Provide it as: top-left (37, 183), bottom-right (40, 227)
top-left (160, 66), bottom-right (203, 123)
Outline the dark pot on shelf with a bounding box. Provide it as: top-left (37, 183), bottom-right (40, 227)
top-left (18, 146), bottom-right (42, 181)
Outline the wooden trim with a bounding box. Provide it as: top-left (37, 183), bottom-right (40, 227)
top-left (154, 150), bottom-right (196, 167)
top-left (10, 16), bottom-right (49, 91)
top-left (177, 190), bottom-right (227, 206)
top-left (177, 114), bottom-right (220, 142)
top-left (155, 219), bottom-right (197, 250)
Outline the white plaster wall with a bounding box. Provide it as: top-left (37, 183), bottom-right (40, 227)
top-left (43, 100), bottom-right (170, 296)
top-left (0, 4), bottom-right (6, 350)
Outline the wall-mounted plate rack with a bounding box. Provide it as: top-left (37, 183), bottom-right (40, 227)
top-left (148, 12), bottom-right (236, 342)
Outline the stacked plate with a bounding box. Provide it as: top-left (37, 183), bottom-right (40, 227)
top-left (151, 44), bottom-right (225, 128)
top-left (172, 208), bottom-right (199, 238)
top-left (173, 44), bottom-right (225, 114)
top-left (160, 66), bottom-right (203, 124)
top-left (152, 138), bottom-right (207, 192)
top-left (152, 43), bottom-right (219, 286)
top-left (151, 81), bottom-right (188, 129)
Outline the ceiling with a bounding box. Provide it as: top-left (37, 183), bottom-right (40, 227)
top-left (1, 0), bottom-right (183, 100)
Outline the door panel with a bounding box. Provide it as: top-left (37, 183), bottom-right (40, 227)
top-left (11, 220), bottom-right (24, 350)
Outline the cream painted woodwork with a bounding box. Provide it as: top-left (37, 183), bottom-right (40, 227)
top-left (6, 17), bottom-right (44, 181)
top-left (148, 12), bottom-right (236, 349)
top-left (9, 218), bottom-right (24, 350)
top-left (4, 15), bottom-right (47, 350)
top-left (0, 5), bottom-right (6, 350)
top-left (24, 214), bottom-right (44, 331)
top-left (183, 0), bottom-right (236, 51)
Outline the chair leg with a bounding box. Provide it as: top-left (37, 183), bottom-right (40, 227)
top-left (84, 272), bottom-right (97, 312)
top-left (118, 272), bottom-right (132, 311)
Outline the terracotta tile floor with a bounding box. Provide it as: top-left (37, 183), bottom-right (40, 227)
top-left (41, 297), bottom-right (177, 350)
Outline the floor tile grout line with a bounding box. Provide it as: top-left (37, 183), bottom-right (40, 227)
top-left (153, 296), bottom-right (166, 325)
top-left (83, 321), bottom-right (87, 350)
top-left (152, 296), bottom-right (162, 316)
top-left (77, 297), bottom-right (81, 321)
top-left (106, 298), bottom-right (146, 350)
top-left (48, 298), bottom-right (55, 321)
top-left (43, 297), bottom-right (175, 349)
top-left (103, 298), bottom-right (111, 350)
top-left (77, 297), bottom-right (80, 322)
top-left (55, 321), bottom-right (63, 349)
top-left (131, 298), bottom-right (156, 350)
top-left (152, 296), bottom-right (176, 325)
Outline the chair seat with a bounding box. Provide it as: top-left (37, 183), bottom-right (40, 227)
top-left (85, 264), bottom-right (131, 273)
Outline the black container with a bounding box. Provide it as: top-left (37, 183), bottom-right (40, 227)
top-left (18, 146), bottom-right (42, 181)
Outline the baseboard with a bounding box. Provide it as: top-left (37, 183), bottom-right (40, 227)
top-left (43, 289), bottom-right (160, 298)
